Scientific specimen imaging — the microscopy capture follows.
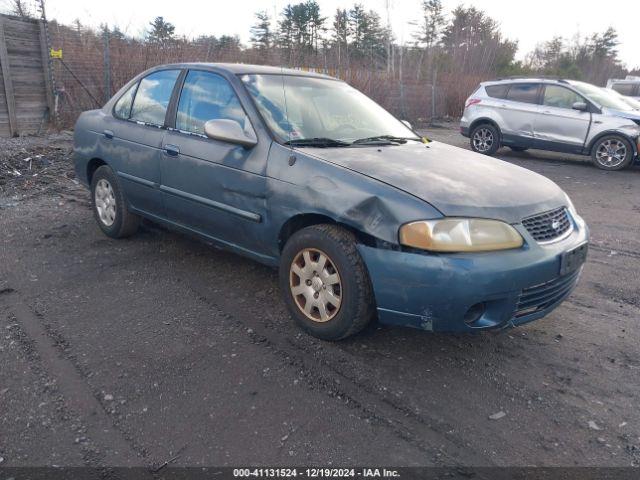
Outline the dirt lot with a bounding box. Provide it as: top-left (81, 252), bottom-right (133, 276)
top-left (1, 126), bottom-right (639, 469)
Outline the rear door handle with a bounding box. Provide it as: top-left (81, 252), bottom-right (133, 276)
top-left (164, 144), bottom-right (180, 156)
top-left (103, 129), bottom-right (114, 139)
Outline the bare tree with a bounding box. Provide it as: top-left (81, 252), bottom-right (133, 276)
top-left (11, 0), bottom-right (32, 18)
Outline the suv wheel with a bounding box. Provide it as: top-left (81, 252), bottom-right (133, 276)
top-left (279, 224), bottom-right (375, 341)
top-left (470, 124), bottom-right (500, 155)
top-left (591, 136), bottom-right (634, 171)
top-left (91, 165), bottom-right (140, 238)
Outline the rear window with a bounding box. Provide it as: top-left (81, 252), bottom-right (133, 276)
top-left (506, 83), bottom-right (540, 104)
top-left (114, 83), bottom-right (137, 120)
top-left (611, 83), bottom-right (636, 96)
top-left (485, 84), bottom-right (509, 99)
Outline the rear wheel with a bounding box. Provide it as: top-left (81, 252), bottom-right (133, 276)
top-left (470, 124), bottom-right (500, 155)
top-left (91, 165), bottom-right (140, 238)
top-left (279, 224), bottom-right (375, 341)
top-left (591, 136), bottom-right (634, 171)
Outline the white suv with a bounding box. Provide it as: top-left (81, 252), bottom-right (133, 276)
top-left (460, 78), bottom-right (640, 170)
top-left (607, 77), bottom-right (640, 101)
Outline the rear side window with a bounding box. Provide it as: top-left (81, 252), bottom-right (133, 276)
top-left (485, 84), bottom-right (509, 99)
top-left (176, 70), bottom-right (248, 135)
top-left (130, 70), bottom-right (180, 126)
top-left (113, 83), bottom-right (137, 120)
top-left (611, 83), bottom-right (635, 96)
top-left (506, 83), bottom-right (540, 104)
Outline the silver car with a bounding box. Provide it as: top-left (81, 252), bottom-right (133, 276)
top-left (460, 78), bottom-right (640, 170)
top-left (607, 77), bottom-right (640, 101)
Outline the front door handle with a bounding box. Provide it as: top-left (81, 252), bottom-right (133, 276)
top-left (103, 129), bottom-right (114, 139)
top-left (164, 144), bottom-right (180, 156)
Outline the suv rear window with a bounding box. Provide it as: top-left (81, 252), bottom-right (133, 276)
top-left (485, 84), bottom-right (509, 99)
top-left (506, 84), bottom-right (539, 104)
top-left (611, 83), bottom-right (636, 96)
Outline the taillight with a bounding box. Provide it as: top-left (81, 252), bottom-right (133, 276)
top-left (466, 98), bottom-right (482, 108)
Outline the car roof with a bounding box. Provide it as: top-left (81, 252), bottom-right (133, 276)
top-left (146, 62), bottom-right (337, 80)
top-left (482, 78), bottom-right (573, 86)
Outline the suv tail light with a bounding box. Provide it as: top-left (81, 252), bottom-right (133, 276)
top-left (466, 98), bottom-right (482, 108)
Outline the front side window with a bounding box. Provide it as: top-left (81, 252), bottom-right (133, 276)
top-left (241, 74), bottom-right (416, 143)
top-left (130, 70), bottom-right (180, 126)
top-left (543, 85), bottom-right (582, 109)
top-left (176, 70), bottom-right (248, 135)
top-left (114, 83), bottom-right (137, 119)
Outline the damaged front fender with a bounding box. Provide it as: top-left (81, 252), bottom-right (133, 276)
top-left (264, 142), bottom-right (442, 258)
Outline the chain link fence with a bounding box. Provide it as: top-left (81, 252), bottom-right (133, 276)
top-left (44, 21), bottom-right (458, 129)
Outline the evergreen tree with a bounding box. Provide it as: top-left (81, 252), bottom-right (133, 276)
top-left (147, 16), bottom-right (175, 45)
top-left (250, 11), bottom-right (272, 50)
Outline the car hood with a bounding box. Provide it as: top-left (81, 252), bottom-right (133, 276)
top-left (602, 107), bottom-right (640, 123)
top-left (304, 141), bottom-right (568, 224)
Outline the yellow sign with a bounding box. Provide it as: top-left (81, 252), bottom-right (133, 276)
top-left (50, 48), bottom-right (62, 59)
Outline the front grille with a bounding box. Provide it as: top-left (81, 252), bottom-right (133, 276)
top-left (522, 207), bottom-right (572, 243)
top-left (514, 269), bottom-right (581, 318)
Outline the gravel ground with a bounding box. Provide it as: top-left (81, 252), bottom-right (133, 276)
top-left (1, 126), bottom-right (639, 468)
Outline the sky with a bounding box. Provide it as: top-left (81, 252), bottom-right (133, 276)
top-left (13, 0), bottom-right (640, 68)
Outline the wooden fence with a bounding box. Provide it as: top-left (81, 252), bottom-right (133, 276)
top-left (0, 13), bottom-right (53, 137)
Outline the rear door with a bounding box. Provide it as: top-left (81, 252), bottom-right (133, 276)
top-left (499, 83), bottom-right (541, 146)
top-left (533, 84), bottom-right (591, 153)
top-left (159, 69), bottom-right (270, 255)
top-left (101, 69), bottom-right (181, 217)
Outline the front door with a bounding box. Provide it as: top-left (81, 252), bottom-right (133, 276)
top-left (159, 70), bottom-right (270, 256)
top-left (533, 85), bottom-right (591, 153)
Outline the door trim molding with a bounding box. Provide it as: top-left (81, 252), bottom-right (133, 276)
top-left (117, 171), bottom-right (157, 188)
top-left (159, 185), bottom-right (262, 223)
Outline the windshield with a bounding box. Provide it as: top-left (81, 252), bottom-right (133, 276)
top-left (606, 88), bottom-right (640, 110)
top-left (240, 74), bottom-right (417, 144)
top-left (570, 81), bottom-right (635, 111)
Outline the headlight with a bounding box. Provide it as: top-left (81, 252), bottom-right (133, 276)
top-left (399, 218), bottom-right (523, 252)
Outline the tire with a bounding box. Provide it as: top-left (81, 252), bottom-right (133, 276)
top-left (90, 165), bottom-right (140, 238)
top-left (279, 224), bottom-right (375, 341)
top-left (590, 135), bottom-right (634, 171)
top-left (470, 123), bottom-right (501, 156)
top-left (509, 146), bottom-right (528, 152)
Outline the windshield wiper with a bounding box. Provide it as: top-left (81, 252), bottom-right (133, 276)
top-left (284, 137), bottom-right (351, 148)
top-left (351, 135), bottom-right (423, 145)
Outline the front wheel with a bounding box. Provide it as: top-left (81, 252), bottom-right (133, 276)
top-left (470, 124), bottom-right (500, 155)
top-left (591, 136), bottom-right (634, 170)
top-left (279, 225), bottom-right (375, 341)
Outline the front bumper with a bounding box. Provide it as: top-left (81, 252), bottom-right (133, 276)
top-left (358, 214), bottom-right (589, 332)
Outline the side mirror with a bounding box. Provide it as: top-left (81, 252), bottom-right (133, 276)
top-left (572, 102), bottom-right (589, 112)
top-left (401, 119), bottom-right (413, 130)
top-left (204, 119), bottom-right (257, 148)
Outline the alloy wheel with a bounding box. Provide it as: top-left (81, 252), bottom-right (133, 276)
top-left (94, 179), bottom-right (116, 226)
top-left (595, 139), bottom-right (627, 168)
top-left (473, 128), bottom-right (494, 152)
top-left (289, 248), bottom-right (342, 323)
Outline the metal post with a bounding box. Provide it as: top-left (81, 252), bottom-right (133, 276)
top-left (103, 29), bottom-right (111, 102)
top-left (38, 0), bottom-right (57, 125)
top-left (431, 63), bottom-right (437, 124)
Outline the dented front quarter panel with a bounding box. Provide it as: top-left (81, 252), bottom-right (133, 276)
top-left (264, 142), bottom-right (442, 258)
